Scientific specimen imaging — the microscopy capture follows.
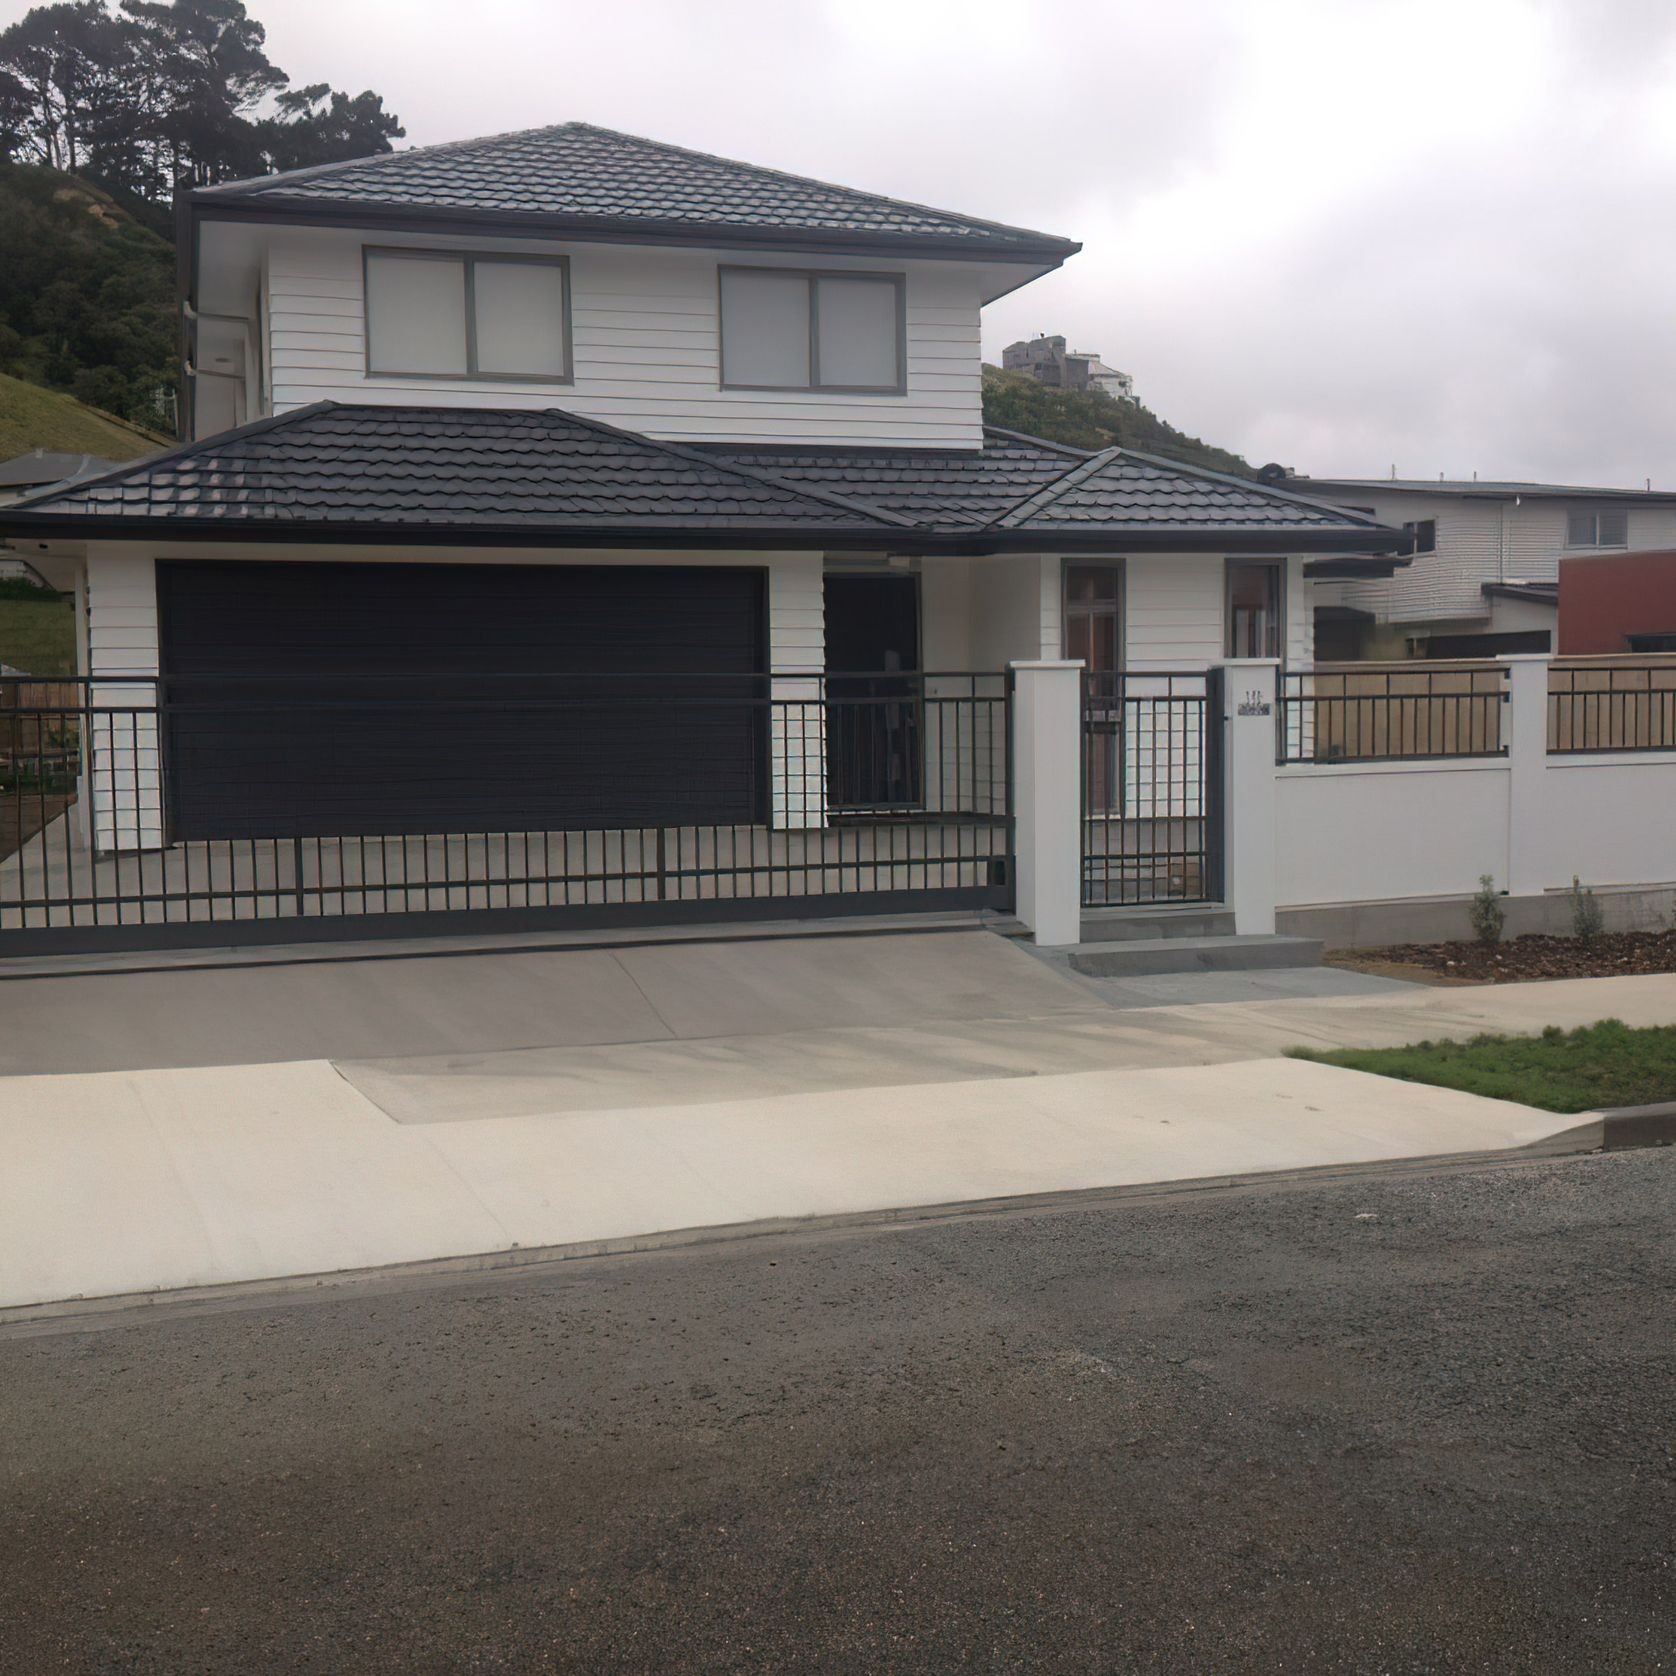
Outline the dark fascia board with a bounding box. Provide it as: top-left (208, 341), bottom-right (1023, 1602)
top-left (0, 515), bottom-right (1410, 555)
top-left (1300, 478), bottom-right (1676, 503)
top-left (188, 195), bottom-right (1081, 265)
top-left (1302, 553), bottom-right (1415, 578)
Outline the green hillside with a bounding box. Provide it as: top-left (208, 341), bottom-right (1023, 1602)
top-left (982, 366), bottom-right (1252, 478)
top-left (0, 163), bottom-right (177, 429)
top-left (0, 370), bottom-right (165, 461)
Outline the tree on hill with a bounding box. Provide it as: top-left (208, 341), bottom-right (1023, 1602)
top-left (982, 366), bottom-right (1252, 479)
top-left (0, 0), bottom-right (403, 199)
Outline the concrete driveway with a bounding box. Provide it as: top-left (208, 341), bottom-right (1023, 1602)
top-left (3, 928), bottom-right (1670, 1313)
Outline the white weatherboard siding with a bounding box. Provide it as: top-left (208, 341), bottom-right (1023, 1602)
top-left (261, 227), bottom-right (982, 448)
top-left (1505, 500), bottom-right (1676, 580)
top-left (80, 545), bottom-right (827, 849)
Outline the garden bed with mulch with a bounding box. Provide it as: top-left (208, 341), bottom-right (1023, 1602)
top-left (1328, 930), bottom-right (1676, 985)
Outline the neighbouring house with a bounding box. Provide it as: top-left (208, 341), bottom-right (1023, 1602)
top-left (1281, 470), bottom-right (1676, 659)
top-left (1558, 549), bottom-right (1676, 654)
top-left (1001, 333), bottom-right (1134, 401)
top-left (0, 121), bottom-right (1408, 952)
top-left (0, 452), bottom-right (119, 581)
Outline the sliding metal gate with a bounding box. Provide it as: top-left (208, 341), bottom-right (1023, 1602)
top-left (1081, 669), bottom-right (1223, 907)
top-left (0, 672), bottom-right (1013, 954)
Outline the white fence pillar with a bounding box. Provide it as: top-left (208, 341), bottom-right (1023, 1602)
top-left (1501, 654), bottom-right (1550, 896)
top-left (1217, 658), bottom-right (1279, 935)
top-left (1011, 659), bottom-right (1083, 947)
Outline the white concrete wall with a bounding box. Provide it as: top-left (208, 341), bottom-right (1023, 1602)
top-left (1273, 658), bottom-right (1676, 909)
top-left (257, 226), bottom-right (983, 449)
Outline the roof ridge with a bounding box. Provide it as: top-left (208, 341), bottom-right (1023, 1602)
top-left (197, 123), bottom-right (578, 199)
top-left (1114, 448), bottom-right (1395, 528)
top-left (979, 424), bottom-right (1093, 460)
top-left (559, 124), bottom-right (1077, 249)
top-left (526, 404), bottom-right (917, 530)
top-left (8, 403), bottom-right (334, 510)
top-left (990, 446), bottom-right (1121, 529)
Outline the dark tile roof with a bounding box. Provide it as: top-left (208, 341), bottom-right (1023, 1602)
top-left (698, 429), bottom-right (1085, 528)
top-left (996, 450), bottom-right (1375, 532)
top-left (8, 405), bottom-right (912, 536)
top-left (197, 123), bottom-right (1076, 257)
top-left (0, 405), bottom-right (1403, 554)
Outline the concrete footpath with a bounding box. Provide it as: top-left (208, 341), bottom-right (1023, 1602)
top-left (3, 930), bottom-right (1671, 1312)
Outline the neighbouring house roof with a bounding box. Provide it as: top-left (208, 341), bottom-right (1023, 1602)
top-left (0, 404), bottom-right (1407, 557)
top-left (0, 449), bottom-right (118, 490)
top-left (1481, 581), bottom-right (1559, 605)
top-left (193, 123), bottom-right (1080, 262)
top-left (1295, 475), bottom-right (1676, 503)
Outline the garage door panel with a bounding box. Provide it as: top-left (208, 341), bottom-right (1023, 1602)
top-left (158, 561), bottom-right (768, 841)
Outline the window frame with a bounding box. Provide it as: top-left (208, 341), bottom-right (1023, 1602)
top-left (1565, 508), bottom-right (1630, 550)
top-left (1224, 556), bottom-right (1287, 661)
top-left (362, 246), bottom-right (574, 386)
top-left (717, 265), bottom-right (908, 396)
top-left (1403, 517), bottom-right (1438, 554)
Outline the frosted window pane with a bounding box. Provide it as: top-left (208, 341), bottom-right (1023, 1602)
top-left (815, 277), bottom-right (899, 388)
top-left (473, 261), bottom-right (567, 377)
top-left (721, 270), bottom-right (810, 388)
top-left (365, 254), bottom-right (467, 375)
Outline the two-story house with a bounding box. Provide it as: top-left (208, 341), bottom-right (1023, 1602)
top-left (1289, 472), bottom-right (1676, 659)
top-left (0, 123), bottom-right (1402, 947)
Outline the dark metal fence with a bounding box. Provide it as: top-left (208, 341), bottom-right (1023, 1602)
top-left (1278, 665), bottom-right (1509, 764)
top-left (1081, 670), bottom-right (1221, 906)
top-left (0, 672), bottom-right (1011, 953)
top-left (1548, 662), bottom-right (1676, 754)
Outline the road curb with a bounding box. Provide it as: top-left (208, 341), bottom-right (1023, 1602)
top-left (0, 1124), bottom-right (1647, 1335)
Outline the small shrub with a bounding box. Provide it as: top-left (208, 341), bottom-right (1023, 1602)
top-left (1468, 874), bottom-right (1505, 945)
top-left (1571, 876), bottom-right (1606, 944)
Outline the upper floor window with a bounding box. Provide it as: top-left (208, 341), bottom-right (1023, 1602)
top-left (719, 267), bottom-right (904, 393)
top-left (1403, 518), bottom-right (1437, 553)
top-left (364, 249), bottom-right (571, 382)
top-left (1566, 508), bottom-right (1628, 548)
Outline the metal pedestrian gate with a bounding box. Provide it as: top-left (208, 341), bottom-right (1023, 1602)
top-left (1081, 669), bottom-right (1223, 907)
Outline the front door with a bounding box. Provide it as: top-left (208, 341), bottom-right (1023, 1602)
top-left (1065, 561), bottom-right (1123, 812)
top-left (824, 571), bottom-right (921, 810)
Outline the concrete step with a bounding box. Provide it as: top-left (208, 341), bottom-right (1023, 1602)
top-left (1068, 934), bottom-right (1325, 978)
top-left (1077, 906), bottom-right (1236, 943)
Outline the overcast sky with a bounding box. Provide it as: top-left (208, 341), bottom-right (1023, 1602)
top-left (34, 0), bottom-right (1676, 483)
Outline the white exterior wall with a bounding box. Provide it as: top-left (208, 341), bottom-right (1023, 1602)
top-left (1318, 491), bottom-right (1676, 627)
top-left (259, 226), bottom-right (982, 448)
top-left (80, 543), bottom-right (827, 849)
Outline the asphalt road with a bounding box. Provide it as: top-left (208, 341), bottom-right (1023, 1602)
top-left (2, 1150), bottom-right (1673, 1674)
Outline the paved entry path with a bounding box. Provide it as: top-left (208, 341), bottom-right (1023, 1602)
top-left (2, 929), bottom-right (1672, 1311)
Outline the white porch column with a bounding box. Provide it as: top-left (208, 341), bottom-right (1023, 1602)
top-left (1501, 654), bottom-right (1551, 897)
top-left (1217, 658), bottom-right (1279, 935)
top-left (1011, 659), bottom-right (1083, 947)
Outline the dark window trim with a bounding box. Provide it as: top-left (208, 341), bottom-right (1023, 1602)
top-left (1403, 517), bottom-right (1437, 554)
top-left (362, 245), bottom-right (574, 385)
top-left (1060, 557), bottom-right (1127, 669)
top-left (718, 264), bottom-right (907, 396)
top-left (1224, 555), bottom-right (1287, 660)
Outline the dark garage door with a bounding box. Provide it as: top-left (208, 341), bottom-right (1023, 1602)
top-left (157, 560), bottom-right (768, 841)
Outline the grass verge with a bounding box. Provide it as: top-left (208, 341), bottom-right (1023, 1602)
top-left (1288, 1019), bottom-right (1676, 1114)
top-left (0, 591), bottom-right (74, 674)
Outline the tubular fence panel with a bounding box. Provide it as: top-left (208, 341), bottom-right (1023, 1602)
top-left (1278, 664), bottom-right (1509, 764)
top-left (1081, 669), bottom-right (1221, 907)
top-left (0, 672), bottom-right (1012, 952)
top-left (1548, 661), bottom-right (1676, 755)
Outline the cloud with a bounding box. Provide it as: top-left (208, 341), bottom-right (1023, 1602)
top-left (65, 0), bottom-right (1676, 485)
